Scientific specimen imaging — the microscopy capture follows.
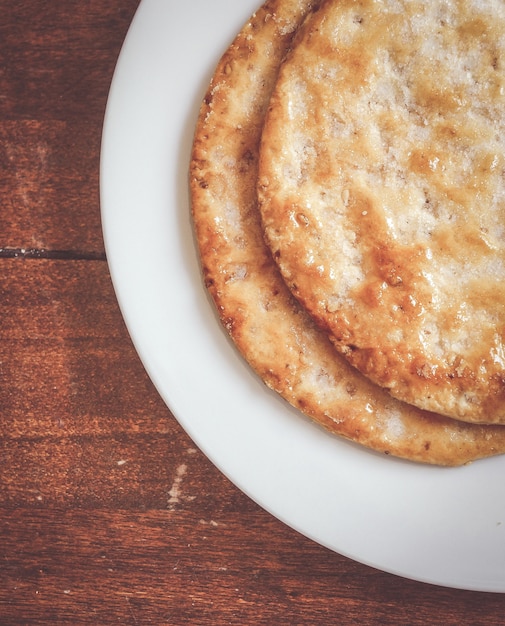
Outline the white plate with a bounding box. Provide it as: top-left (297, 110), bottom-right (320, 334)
top-left (100, 0), bottom-right (505, 592)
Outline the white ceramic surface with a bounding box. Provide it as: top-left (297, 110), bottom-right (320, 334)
top-left (100, 0), bottom-right (505, 592)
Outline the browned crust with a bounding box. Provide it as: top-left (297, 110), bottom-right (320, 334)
top-left (190, 0), bottom-right (505, 464)
top-left (258, 0), bottom-right (505, 425)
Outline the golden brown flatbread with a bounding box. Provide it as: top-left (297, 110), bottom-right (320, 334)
top-left (258, 0), bottom-right (505, 424)
top-left (190, 0), bottom-right (505, 464)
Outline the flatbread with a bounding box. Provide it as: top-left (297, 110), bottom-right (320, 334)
top-left (190, 0), bottom-right (505, 464)
top-left (258, 0), bottom-right (505, 424)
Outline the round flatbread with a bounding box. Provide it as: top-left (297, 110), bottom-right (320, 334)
top-left (190, 0), bottom-right (505, 464)
top-left (258, 0), bottom-right (505, 424)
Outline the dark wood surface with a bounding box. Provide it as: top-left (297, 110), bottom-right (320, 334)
top-left (1, 1), bottom-right (505, 623)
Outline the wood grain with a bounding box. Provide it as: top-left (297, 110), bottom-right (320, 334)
top-left (0, 1), bottom-right (505, 623)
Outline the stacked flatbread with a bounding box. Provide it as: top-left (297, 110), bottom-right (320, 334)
top-left (190, 0), bottom-right (505, 465)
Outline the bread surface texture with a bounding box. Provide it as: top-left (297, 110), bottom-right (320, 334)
top-left (190, 0), bottom-right (505, 464)
top-left (258, 0), bottom-right (505, 424)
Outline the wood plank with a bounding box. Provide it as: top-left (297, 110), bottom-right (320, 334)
top-left (0, 2), bottom-right (139, 121)
top-left (0, 259), bottom-right (182, 439)
top-left (0, 1), bottom-right (139, 251)
top-left (1, 509), bottom-right (505, 625)
top-left (0, 121), bottom-right (105, 251)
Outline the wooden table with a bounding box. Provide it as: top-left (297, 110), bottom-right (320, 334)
top-left (1, 1), bottom-right (505, 623)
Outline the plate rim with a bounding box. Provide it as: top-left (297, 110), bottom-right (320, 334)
top-left (100, 0), bottom-right (505, 593)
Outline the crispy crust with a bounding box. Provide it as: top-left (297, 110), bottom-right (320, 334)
top-left (258, 0), bottom-right (505, 424)
top-left (190, 0), bottom-right (505, 464)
